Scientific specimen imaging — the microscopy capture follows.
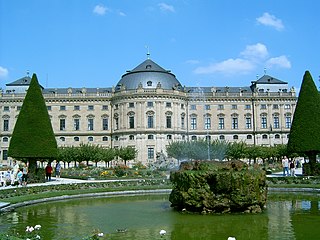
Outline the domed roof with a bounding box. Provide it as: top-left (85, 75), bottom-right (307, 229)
top-left (115, 59), bottom-right (183, 91)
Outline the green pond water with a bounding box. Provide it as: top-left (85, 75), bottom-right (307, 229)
top-left (0, 193), bottom-right (319, 240)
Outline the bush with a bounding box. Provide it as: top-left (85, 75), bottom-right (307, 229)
top-left (302, 162), bottom-right (320, 176)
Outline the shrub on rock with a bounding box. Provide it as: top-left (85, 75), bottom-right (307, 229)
top-left (169, 161), bottom-right (267, 214)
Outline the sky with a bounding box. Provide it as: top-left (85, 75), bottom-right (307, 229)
top-left (1, 0), bottom-right (320, 91)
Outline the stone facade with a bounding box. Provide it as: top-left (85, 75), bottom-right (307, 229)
top-left (0, 58), bottom-right (296, 166)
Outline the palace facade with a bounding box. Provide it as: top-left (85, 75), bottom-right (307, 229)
top-left (0, 58), bottom-right (297, 166)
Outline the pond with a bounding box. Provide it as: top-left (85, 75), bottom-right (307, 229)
top-left (0, 193), bottom-right (319, 240)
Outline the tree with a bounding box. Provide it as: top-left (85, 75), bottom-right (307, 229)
top-left (287, 71), bottom-right (320, 175)
top-left (117, 146), bottom-right (137, 165)
top-left (8, 74), bottom-right (57, 181)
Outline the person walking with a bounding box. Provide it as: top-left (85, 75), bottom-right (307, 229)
top-left (21, 163), bottom-right (28, 186)
top-left (45, 163), bottom-right (53, 181)
top-left (290, 160), bottom-right (296, 177)
top-left (282, 157), bottom-right (289, 176)
top-left (55, 161), bottom-right (62, 180)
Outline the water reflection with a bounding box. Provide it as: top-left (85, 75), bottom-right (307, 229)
top-left (0, 194), bottom-right (319, 240)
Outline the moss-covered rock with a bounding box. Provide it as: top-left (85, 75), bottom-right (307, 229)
top-left (169, 160), bottom-right (267, 214)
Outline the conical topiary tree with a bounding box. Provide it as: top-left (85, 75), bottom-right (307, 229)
top-left (287, 71), bottom-right (320, 175)
top-left (8, 73), bottom-right (57, 181)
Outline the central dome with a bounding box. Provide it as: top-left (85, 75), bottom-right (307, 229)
top-left (115, 59), bottom-right (183, 91)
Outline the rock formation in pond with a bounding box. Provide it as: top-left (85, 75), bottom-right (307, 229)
top-left (169, 160), bottom-right (267, 214)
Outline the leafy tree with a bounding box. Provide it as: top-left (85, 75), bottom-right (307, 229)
top-left (287, 71), bottom-right (320, 175)
top-left (166, 141), bottom-right (190, 163)
top-left (8, 74), bottom-right (57, 181)
top-left (117, 146), bottom-right (137, 165)
top-left (225, 141), bottom-right (247, 160)
top-left (98, 147), bottom-right (116, 167)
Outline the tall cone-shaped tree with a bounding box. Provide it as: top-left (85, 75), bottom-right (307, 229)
top-left (8, 73), bottom-right (57, 181)
top-left (287, 71), bottom-right (320, 175)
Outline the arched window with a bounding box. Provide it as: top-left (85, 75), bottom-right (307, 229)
top-left (233, 135), bottom-right (238, 140)
top-left (59, 137), bottom-right (65, 142)
top-left (219, 135), bottom-right (225, 140)
top-left (74, 136), bottom-right (80, 142)
top-left (88, 136), bottom-right (93, 142)
top-left (2, 137), bottom-right (9, 142)
top-left (262, 134), bottom-right (268, 139)
top-left (102, 136), bottom-right (108, 141)
top-left (275, 134), bottom-right (280, 139)
top-left (246, 135), bottom-right (252, 140)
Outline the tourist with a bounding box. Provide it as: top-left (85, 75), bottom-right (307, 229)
top-left (22, 163), bottom-right (28, 186)
top-left (12, 160), bottom-right (19, 180)
top-left (17, 169), bottom-right (23, 186)
top-left (45, 163), bottom-right (53, 181)
top-left (290, 160), bottom-right (296, 177)
top-left (55, 161), bottom-right (62, 180)
top-left (282, 157), bottom-right (289, 176)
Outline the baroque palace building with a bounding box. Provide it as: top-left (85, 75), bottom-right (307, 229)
top-left (0, 57), bottom-right (297, 166)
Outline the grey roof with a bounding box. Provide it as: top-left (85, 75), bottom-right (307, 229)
top-left (6, 76), bottom-right (31, 86)
top-left (115, 59), bottom-right (183, 91)
top-left (185, 86), bottom-right (252, 93)
top-left (253, 75), bottom-right (287, 84)
top-left (43, 87), bottom-right (112, 94)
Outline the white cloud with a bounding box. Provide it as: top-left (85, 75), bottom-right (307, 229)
top-left (158, 3), bottom-right (175, 13)
top-left (0, 66), bottom-right (8, 79)
top-left (194, 58), bottom-right (254, 75)
top-left (256, 12), bottom-right (284, 31)
top-left (266, 55), bottom-right (291, 69)
top-left (118, 11), bottom-right (126, 17)
top-left (93, 5), bottom-right (108, 15)
top-left (186, 59), bottom-right (200, 65)
top-left (241, 43), bottom-right (268, 60)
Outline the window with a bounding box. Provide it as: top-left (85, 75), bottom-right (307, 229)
top-left (128, 102), bottom-right (134, 108)
top-left (247, 135), bottom-right (252, 140)
top-left (167, 135), bottom-right (172, 140)
top-left (114, 136), bottom-right (119, 141)
top-left (3, 137), bottom-right (9, 142)
top-left (218, 117), bottom-right (224, 129)
top-left (205, 105), bottom-right (210, 110)
top-left (3, 106), bottom-right (9, 111)
top-left (284, 104), bottom-right (291, 109)
top-left (114, 104), bottom-right (119, 110)
top-left (74, 118), bottom-right (80, 130)
top-left (262, 134), bottom-right (268, 139)
top-left (275, 134), bottom-right (280, 139)
top-left (273, 104), bottom-right (279, 109)
top-left (285, 115), bottom-right (291, 128)
top-left (60, 106), bottom-right (66, 111)
top-left (245, 105), bottom-right (251, 110)
top-left (204, 116), bottom-right (211, 130)
top-left (102, 118), bottom-right (108, 130)
top-left (219, 135), bottom-right (225, 140)
top-left (88, 105), bottom-right (94, 111)
top-left (191, 116), bottom-right (197, 130)
top-left (260, 104), bottom-right (267, 109)
top-left (190, 105), bottom-right (196, 110)
top-left (233, 135), bottom-right (238, 140)
top-left (205, 135), bottom-right (211, 141)
top-left (166, 115), bottom-right (172, 128)
top-left (231, 104), bottom-right (237, 110)
top-left (129, 135), bottom-right (134, 140)
top-left (147, 81), bottom-right (152, 86)
top-left (191, 136), bottom-right (197, 141)
top-left (102, 136), bottom-right (108, 141)
top-left (115, 117), bottom-right (119, 130)
top-left (74, 136), bottom-right (80, 142)
top-left (273, 116), bottom-right (280, 129)
top-left (166, 102), bottom-right (172, 108)
top-left (17, 106), bottom-right (22, 111)
top-left (181, 104), bottom-right (185, 109)
top-left (218, 105), bottom-right (224, 110)
top-left (246, 117), bottom-right (252, 129)
top-left (3, 119), bottom-right (9, 131)
top-left (2, 150), bottom-right (8, 160)
top-left (59, 137), bottom-right (65, 142)
top-left (147, 102), bottom-right (153, 107)
top-left (88, 136), bottom-right (94, 142)
top-left (74, 105), bottom-right (80, 111)
top-left (232, 117), bottom-right (238, 129)
top-left (102, 105), bottom-right (108, 110)
top-left (181, 115), bottom-right (185, 129)
top-left (147, 148), bottom-right (154, 159)
top-left (88, 118), bottom-right (94, 131)
top-left (60, 119), bottom-right (66, 131)
top-left (148, 135), bottom-right (154, 140)
top-left (129, 116), bottom-right (135, 128)
top-left (261, 114), bottom-right (267, 128)
top-left (147, 115), bottom-right (154, 128)
top-left (47, 106), bottom-right (52, 111)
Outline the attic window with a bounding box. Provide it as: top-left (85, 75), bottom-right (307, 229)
top-left (146, 65), bottom-right (152, 69)
top-left (147, 81), bottom-right (153, 86)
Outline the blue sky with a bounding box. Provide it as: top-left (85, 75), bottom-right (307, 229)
top-left (1, 0), bottom-right (319, 91)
